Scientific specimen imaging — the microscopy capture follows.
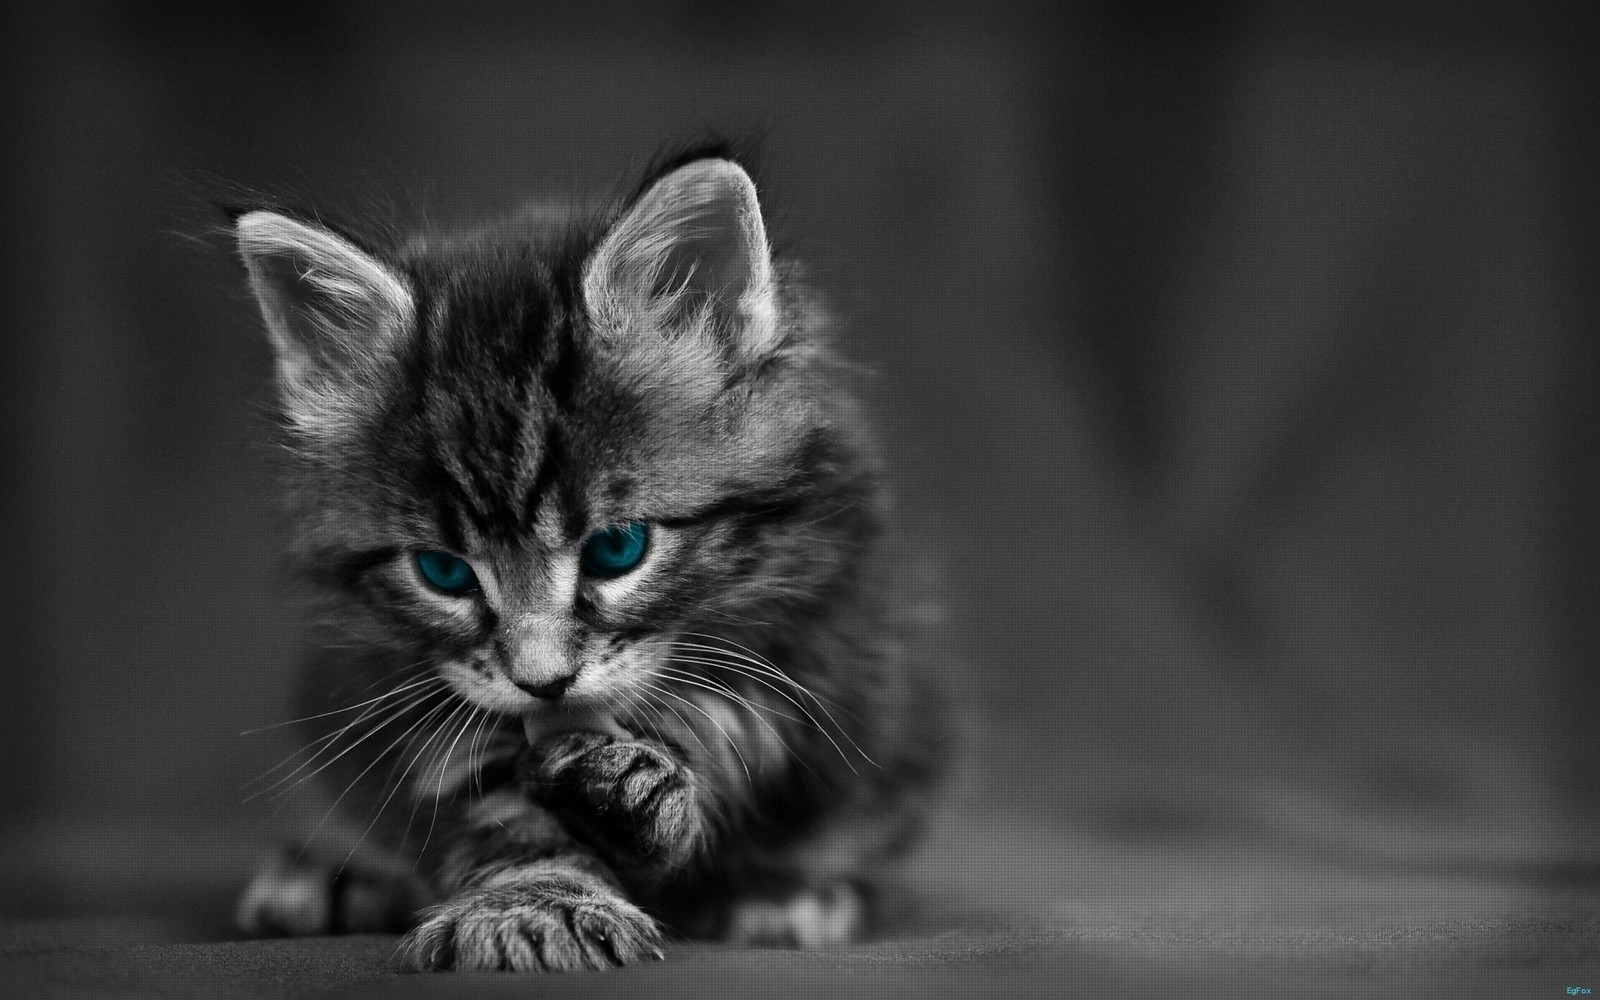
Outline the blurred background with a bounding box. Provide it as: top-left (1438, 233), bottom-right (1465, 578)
top-left (1, 2), bottom-right (1594, 923)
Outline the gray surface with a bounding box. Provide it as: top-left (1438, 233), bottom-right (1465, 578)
top-left (5, 815), bottom-right (1597, 999)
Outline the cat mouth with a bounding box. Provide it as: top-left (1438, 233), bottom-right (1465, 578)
top-left (520, 701), bottom-right (633, 746)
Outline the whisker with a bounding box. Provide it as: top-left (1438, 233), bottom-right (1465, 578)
top-left (240, 674), bottom-right (444, 735)
top-left (642, 682), bottom-right (753, 787)
top-left (384, 697), bottom-right (474, 854)
top-left (467, 707), bottom-right (500, 802)
top-left (243, 696), bottom-right (406, 792)
top-left (651, 664), bottom-right (807, 738)
top-left (661, 645), bottom-right (878, 772)
top-left (419, 705), bottom-right (483, 858)
top-left (627, 688), bottom-right (674, 751)
top-left (650, 666), bottom-right (807, 772)
top-left (377, 691), bottom-right (459, 789)
top-left (653, 658), bottom-right (808, 725)
top-left (297, 689), bottom-right (462, 864)
top-left (242, 670), bottom-right (448, 776)
top-left (653, 641), bottom-right (833, 719)
top-left (672, 634), bottom-right (877, 763)
top-left (339, 694), bottom-right (462, 871)
top-left (636, 684), bottom-right (719, 773)
top-left (245, 680), bottom-right (451, 801)
top-left (247, 677), bottom-right (449, 784)
top-left (401, 698), bottom-right (475, 851)
top-left (684, 600), bottom-right (774, 628)
top-left (330, 655), bottom-right (439, 703)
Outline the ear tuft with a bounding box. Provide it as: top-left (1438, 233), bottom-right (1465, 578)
top-left (236, 211), bottom-right (414, 436)
top-left (583, 159), bottom-right (778, 357)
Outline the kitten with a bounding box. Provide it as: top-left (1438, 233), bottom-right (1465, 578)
top-left (231, 150), bottom-right (951, 972)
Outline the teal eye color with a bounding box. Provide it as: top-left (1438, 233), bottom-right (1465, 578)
top-left (414, 550), bottom-right (479, 596)
top-left (580, 522), bottom-right (650, 579)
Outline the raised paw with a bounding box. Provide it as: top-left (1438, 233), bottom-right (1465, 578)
top-left (397, 870), bottom-right (664, 973)
top-left (529, 732), bottom-right (706, 867)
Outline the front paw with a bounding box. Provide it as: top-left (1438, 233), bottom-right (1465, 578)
top-left (398, 871), bottom-right (663, 973)
top-left (529, 733), bottom-right (706, 867)
top-left (236, 847), bottom-right (421, 936)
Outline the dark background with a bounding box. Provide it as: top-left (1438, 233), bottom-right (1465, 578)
top-left (1, 2), bottom-right (1595, 924)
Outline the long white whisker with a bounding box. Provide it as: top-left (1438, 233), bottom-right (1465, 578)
top-left (651, 665), bottom-right (807, 744)
top-left (669, 636), bottom-right (828, 700)
top-left (413, 698), bottom-right (471, 796)
top-left (628, 688), bottom-right (675, 751)
top-left (242, 682), bottom-right (438, 791)
top-left (297, 690), bottom-right (462, 861)
top-left (643, 682), bottom-right (753, 787)
top-left (400, 698), bottom-right (474, 850)
top-left (652, 665), bottom-right (783, 720)
top-left (467, 708), bottom-right (499, 802)
top-left (671, 635), bottom-right (878, 767)
top-left (612, 686), bottom-right (651, 740)
top-left (654, 657), bottom-right (811, 724)
top-left (240, 675), bottom-right (444, 735)
top-left (245, 680), bottom-right (452, 802)
top-left (385, 697), bottom-right (472, 853)
top-left (656, 647), bottom-right (874, 772)
top-left (330, 656), bottom-right (439, 703)
top-left (339, 694), bottom-right (462, 871)
top-left (684, 601), bottom-right (774, 628)
top-left (636, 684), bottom-right (718, 772)
top-left (371, 685), bottom-right (477, 805)
top-left (395, 697), bottom-right (480, 851)
top-left (651, 666), bottom-right (808, 773)
top-left (249, 678), bottom-right (450, 792)
top-left (418, 705), bottom-right (482, 859)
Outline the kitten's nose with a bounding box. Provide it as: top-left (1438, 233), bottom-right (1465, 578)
top-left (514, 673), bottom-right (575, 700)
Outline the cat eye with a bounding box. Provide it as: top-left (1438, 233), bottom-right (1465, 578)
top-left (414, 550), bottom-right (480, 596)
top-left (579, 522), bottom-right (650, 579)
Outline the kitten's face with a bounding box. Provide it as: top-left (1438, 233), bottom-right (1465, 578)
top-left (239, 159), bottom-right (841, 728)
top-left (372, 294), bottom-right (808, 722)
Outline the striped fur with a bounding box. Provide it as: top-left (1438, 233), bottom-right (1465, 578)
top-left (233, 154), bottom-right (951, 972)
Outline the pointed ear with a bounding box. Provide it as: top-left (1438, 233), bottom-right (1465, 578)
top-left (583, 159), bottom-right (779, 357)
top-left (235, 211), bottom-right (413, 435)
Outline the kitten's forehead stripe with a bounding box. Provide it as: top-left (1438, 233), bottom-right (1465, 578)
top-left (521, 424), bottom-right (565, 533)
top-left (403, 250), bottom-right (593, 545)
top-left (543, 317), bottom-right (584, 411)
top-left (559, 491), bottom-right (590, 545)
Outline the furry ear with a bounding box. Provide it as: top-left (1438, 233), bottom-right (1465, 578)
top-left (583, 159), bottom-right (778, 357)
top-left (235, 211), bottom-right (413, 436)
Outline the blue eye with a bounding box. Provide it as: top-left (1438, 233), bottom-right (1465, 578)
top-left (414, 550), bottom-right (479, 596)
top-left (579, 522), bottom-right (650, 579)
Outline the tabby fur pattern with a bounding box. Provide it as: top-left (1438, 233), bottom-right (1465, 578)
top-left (231, 149), bottom-right (950, 972)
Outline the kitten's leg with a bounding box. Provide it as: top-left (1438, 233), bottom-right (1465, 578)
top-left (703, 804), bottom-right (924, 948)
top-left (397, 790), bottom-right (663, 973)
top-left (235, 847), bottom-right (425, 936)
top-left (526, 732), bottom-right (709, 870)
top-left (723, 878), bottom-right (868, 949)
